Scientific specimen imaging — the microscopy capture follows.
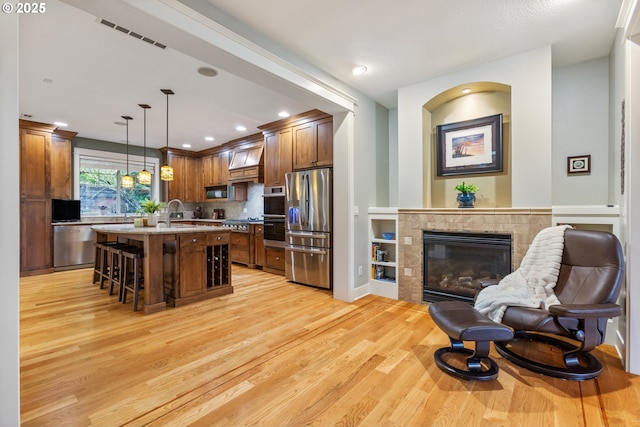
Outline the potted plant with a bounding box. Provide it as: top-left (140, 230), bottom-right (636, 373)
top-left (454, 182), bottom-right (478, 208)
top-left (140, 199), bottom-right (165, 226)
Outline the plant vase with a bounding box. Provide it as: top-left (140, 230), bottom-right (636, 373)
top-left (146, 213), bottom-right (158, 226)
top-left (457, 192), bottom-right (476, 208)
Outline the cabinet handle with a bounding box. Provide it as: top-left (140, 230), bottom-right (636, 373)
top-left (216, 236), bottom-right (222, 240)
top-left (192, 238), bottom-right (197, 243)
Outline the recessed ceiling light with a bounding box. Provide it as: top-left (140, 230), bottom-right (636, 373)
top-left (278, 111), bottom-right (290, 118)
top-left (182, 143), bottom-right (191, 148)
top-left (54, 121), bottom-right (68, 127)
top-left (352, 65), bottom-right (367, 76)
top-left (197, 67), bottom-right (218, 77)
top-left (461, 88), bottom-right (472, 94)
top-left (205, 136), bottom-right (214, 142)
top-left (236, 125), bottom-right (246, 131)
top-left (43, 78), bottom-right (53, 84)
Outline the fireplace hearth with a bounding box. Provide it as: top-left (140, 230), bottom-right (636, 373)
top-left (423, 230), bottom-right (512, 303)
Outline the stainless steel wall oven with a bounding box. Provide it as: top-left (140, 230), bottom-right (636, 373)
top-left (263, 186), bottom-right (286, 245)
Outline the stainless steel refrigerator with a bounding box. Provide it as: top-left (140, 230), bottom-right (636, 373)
top-left (285, 168), bottom-right (332, 289)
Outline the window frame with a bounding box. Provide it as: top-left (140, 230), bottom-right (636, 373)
top-left (73, 147), bottom-right (160, 216)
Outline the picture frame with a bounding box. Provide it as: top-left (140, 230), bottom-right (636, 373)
top-left (436, 113), bottom-right (503, 176)
top-left (567, 154), bottom-right (591, 175)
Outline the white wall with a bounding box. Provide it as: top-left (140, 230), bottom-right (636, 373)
top-left (552, 58), bottom-right (610, 204)
top-left (0, 10), bottom-right (21, 426)
top-left (352, 99), bottom-right (383, 295)
top-left (388, 108), bottom-right (399, 207)
top-left (625, 36), bottom-right (640, 374)
top-left (397, 47), bottom-right (553, 208)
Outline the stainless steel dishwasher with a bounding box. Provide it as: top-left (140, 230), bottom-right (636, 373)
top-left (53, 224), bottom-right (95, 269)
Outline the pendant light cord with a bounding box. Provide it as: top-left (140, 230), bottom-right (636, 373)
top-left (125, 118), bottom-right (129, 174)
top-left (143, 107), bottom-right (146, 168)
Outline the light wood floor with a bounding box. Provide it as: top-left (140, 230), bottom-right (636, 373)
top-left (20, 266), bottom-right (640, 427)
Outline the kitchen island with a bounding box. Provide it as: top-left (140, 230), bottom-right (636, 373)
top-left (92, 223), bottom-right (232, 314)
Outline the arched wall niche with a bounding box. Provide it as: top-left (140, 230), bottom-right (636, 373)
top-left (422, 82), bottom-right (513, 208)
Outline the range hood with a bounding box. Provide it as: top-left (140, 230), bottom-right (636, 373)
top-left (228, 144), bottom-right (264, 184)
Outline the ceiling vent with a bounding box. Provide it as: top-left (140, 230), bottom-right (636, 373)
top-left (97, 18), bottom-right (167, 50)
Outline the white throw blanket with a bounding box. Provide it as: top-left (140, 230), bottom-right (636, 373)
top-left (474, 225), bottom-right (572, 322)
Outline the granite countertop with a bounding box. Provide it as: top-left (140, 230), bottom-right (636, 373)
top-left (91, 223), bottom-right (230, 235)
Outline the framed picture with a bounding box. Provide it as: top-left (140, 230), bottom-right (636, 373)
top-left (567, 155), bottom-right (591, 175)
top-left (436, 113), bottom-right (503, 176)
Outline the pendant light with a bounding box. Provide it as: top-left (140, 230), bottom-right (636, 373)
top-left (160, 89), bottom-right (174, 181)
top-left (138, 103), bottom-right (152, 185)
top-left (121, 115), bottom-right (134, 189)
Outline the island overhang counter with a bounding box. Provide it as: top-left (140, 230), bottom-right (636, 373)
top-left (92, 224), bottom-right (232, 314)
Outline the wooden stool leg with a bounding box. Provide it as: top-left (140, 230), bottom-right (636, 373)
top-left (93, 245), bottom-right (101, 284)
top-left (100, 248), bottom-right (108, 289)
top-left (108, 250), bottom-right (121, 296)
top-left (120, 256), bottom-right (130, 303)
top-left (132, 258), bottom-right (141, 311)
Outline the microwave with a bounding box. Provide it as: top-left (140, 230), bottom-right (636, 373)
top-left (263, 186), bottom-right (285, 216)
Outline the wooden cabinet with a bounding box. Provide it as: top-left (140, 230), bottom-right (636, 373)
top-left (264, 246), bottom-right (285, 275)
top-left (260, 110), bottom-right (332, 175)
top-left (165, 231), bottom-right (232, 307)
top-left (179, 233), bottom-right (208, 297)
top-left (50, 130), bottom-right (74, 199)
top-left (254, 224), bottom-right (265, 267)
top-left (184, 156), bottom-right (202, 202)
top-left (213, 151), bottom-right (230, 185)
top-left (202, 155), bottom-right (213, 187)
top-left (263, 127), bottom-right (292, 187)
top-left (292, 116), bottom-right (333, 170)
top-left (20, 125), bottom-right (51, 199)
top-left (165, 151), bottom-right (201, 202)
top-left (19, 120), bottom-right (76, 276)
top-left (20, 200), bottom-right (51, 274)
top-left (230, 231), bottom-right (253, 267)
top-left (202, 150), bottom-right (230, 187)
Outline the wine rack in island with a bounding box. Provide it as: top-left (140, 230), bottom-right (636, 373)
top-left (368, 207), bottom-right (398, 299)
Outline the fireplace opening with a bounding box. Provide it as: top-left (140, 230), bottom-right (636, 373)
top-left (423, 230), bottom-right (512, 303)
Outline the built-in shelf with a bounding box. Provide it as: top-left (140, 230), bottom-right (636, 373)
top-left (552, 205), bottom-right (620, 238)
top-left (369, 207), bottom-right (398, 299)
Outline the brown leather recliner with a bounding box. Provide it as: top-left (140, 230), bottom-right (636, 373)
top-left (494, 228), bottom-right (624, 380)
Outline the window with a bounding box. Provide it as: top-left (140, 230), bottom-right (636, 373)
top-left (74, 148), bottom-right (160, 216)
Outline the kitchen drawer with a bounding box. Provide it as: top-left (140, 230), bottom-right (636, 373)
top-left (231, 232), bottom-right (251, 265)
top-left (208, 232), bottom-right (230, 246)
top-left (179, 232), bottom-right (230, 247)
top-left (264, 246), bottom-right (285, 273)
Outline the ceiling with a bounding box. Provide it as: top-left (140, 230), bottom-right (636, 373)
top-left (18, 0), bottom-right (626, 151)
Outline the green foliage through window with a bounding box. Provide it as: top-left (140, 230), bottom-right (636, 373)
top-left (79, 168), bottom-right (151, 216)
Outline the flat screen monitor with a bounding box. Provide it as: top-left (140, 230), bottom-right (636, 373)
top-left (52, 199), bottom-right (81, 222)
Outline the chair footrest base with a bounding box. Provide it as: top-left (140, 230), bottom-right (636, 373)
top-left (494, 331), bottom-right (602, 381)
top-left (433, 346), bottom-right (500, 381)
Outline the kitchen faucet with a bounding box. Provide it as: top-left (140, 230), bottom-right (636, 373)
top-left (165, 199), bottom-right (185, 227)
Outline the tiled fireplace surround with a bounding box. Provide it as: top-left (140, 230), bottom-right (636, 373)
top-left (397, 208), bottom-right (552, 304)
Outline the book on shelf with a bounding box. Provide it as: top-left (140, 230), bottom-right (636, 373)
top-left (371, 242), bottom-right (381, 261)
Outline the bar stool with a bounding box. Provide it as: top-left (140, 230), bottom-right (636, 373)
top-left (105, 243), bottom-right (131, 294)
top-left (94, 241), bottom-right (127, 288)
top-left (120, 246), bottom-right (145, 311)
